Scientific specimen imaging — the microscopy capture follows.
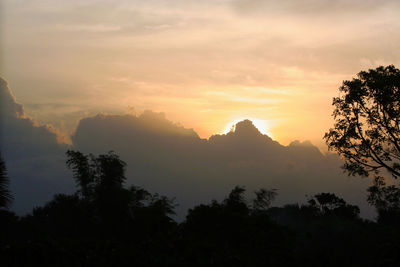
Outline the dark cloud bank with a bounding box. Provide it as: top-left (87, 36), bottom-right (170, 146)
top-left (0, 77), bottom-right (373, 219)
top-left (0, 78), bottom-right (73, 213)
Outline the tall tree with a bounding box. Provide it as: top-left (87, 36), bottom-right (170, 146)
top-left (93, 151), bottom-right (126, 190)
top-left (0, 152), bottom-right (13, 209)
top-left (324, 65), bottom-right (400, 179)
top-left (66, 150), bottom-right (127, 198)
top-left (66, 150), bottom-right (94, 199)
top-left (65, 150), bottom-right (176, 228)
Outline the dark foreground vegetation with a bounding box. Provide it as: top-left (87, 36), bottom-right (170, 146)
top-left (1, 150), bottom-right (400, 266)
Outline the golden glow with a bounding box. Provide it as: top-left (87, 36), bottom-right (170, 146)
top-left (223, 118), bottom-right (273, 137)
top-left (3, 0), bottom-right (399, 152)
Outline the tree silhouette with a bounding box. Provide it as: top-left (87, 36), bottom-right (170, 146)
top-left (66, 150), bottom-right (126, 198)
top-left (66, 150), bottom-right (130, 226)
top-left (0, 152), bottom-right (13, 209)
top-left (307, 192), bottom-right (360, 219)
top-left (367, 176), bottom-right (400, 224)
top-left (324, 65), bottom-right (400, 179)
top-left (94, 152), bottom-right (126, 190)
top-left (223, 185), bottom-right (248, 215)
top-left (66, 150), bottom-right (94, 199)
top-left (64, 150), bottom-right (176, 234)
top-left (368, 177), bottom-right (400, 210)
top-left (252, 188), bottom-right (277, 212)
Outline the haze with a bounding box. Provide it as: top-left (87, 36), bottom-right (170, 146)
top-left (1, 0), bottom-right (400, 219)
top-left (2, 0), bottom-right (400, 149)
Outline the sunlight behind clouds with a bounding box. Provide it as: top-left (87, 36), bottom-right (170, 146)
top-left (224, 118), bottom-right (273, 138)
top-left (1, 0), bottom-right (400, 150)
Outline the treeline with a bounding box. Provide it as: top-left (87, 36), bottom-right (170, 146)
top-left (1, 151), bottom-right (400, 266)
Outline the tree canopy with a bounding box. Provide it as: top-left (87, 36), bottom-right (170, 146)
top-left (63, 150), bottom-right (175, 232)
top-left (324, 65), bottom-right (400, 179)
top-left (2, 149), bottom-right (400, 266)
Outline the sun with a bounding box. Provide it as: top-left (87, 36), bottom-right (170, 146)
top-left (223, 118), bottom-right (272, 137)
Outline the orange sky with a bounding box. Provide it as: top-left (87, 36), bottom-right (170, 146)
top-left (1, 0), bottom-right (400, 150)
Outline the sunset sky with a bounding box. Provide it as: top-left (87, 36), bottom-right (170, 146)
top-left (2, 0), bottom-right (400, 149)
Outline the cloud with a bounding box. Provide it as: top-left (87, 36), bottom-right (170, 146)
top-left (56, 24), bottom-right (122, 33)
top-left (0, 78), bottom-right (24, 118)
top-left (2, 0), bottom-right (396, 220)
top-left (3, 0), bottom-right (399, 150)
top-left (0, 77), bottom-right (375, 219)
top-left (232, 0), bottom-right (399, 16)
top-left (0, 78), bottom-right (74, 214)
top-left (72, 112), bottom-right (373, 219)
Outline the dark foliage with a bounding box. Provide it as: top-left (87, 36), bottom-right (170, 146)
top-left (182, 186), bottom-right (293, 266)
top-left (2, 151), bottom-right (400, 266)
top-left (323, 66), bottom-right (400, 255)
top-left (307, 192), bottom-right (360, 219)
top-left (367, 176), bottom-right (400, 225)
top-left (324, 65), bottom-right (400, 179)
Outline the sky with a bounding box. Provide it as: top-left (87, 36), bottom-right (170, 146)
top-left (1, 0), bottom-right (400, 149)
top-left (0, 77), bottom-right (373, 218)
